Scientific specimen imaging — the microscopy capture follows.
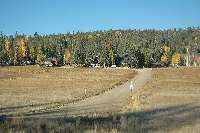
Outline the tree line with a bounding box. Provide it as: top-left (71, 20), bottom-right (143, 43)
top-left (0, 27), bottom-right (200, 68)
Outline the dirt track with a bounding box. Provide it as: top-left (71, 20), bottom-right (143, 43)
top-left (24, 68), bottom-right (152, 118)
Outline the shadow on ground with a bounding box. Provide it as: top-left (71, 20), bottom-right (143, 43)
top-left (0, 103), bottom-right (200, 133)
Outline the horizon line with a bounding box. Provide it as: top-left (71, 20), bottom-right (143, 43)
top-left (1, 26), bottom-right (200, 36)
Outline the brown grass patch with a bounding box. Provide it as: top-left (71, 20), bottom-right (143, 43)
top-left (127, 67), bottom-right (200, 133)
top-left (0, 66), bottom-right (136, 115)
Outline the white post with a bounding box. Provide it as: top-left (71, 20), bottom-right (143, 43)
top-left (129, 81), bottom-right (134, 93)
top-left (84, 89), bottom-right (87, 97)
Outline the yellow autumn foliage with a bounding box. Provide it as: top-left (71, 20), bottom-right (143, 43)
top-left (163, 46), bottom-right (170, 53)
top-left (4, 38), bottom-right (10, 52)
top-left (161, 46), bottom-right (170, 63)
top-left (64, 49), bottom-right (71, 62)
top-left (172, 53), bottom-right (181, 65)
top-left (161, 55), bottom-right (168, 63)
top-left (16, 38), bottom-right (28, 61)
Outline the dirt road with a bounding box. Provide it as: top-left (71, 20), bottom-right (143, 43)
top-left (25, 68), bottom-right (152, 118)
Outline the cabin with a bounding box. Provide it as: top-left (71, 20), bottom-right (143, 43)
top-left (91, 56), bottom-right (100, 68)
top-left (151, 62), bottom-right (163, 68)
top-left (44, 58), bottom-right (53, 67)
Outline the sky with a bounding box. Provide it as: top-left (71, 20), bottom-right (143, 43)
top-left (0, 0), bottom-right (200, 35)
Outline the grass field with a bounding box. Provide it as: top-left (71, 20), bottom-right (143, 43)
top-left (1, 67), bottom-right (200, 133)
top-left (127, 67), bottom-right (200, 133)
top-left (0, 66), bottom-right (136, 116)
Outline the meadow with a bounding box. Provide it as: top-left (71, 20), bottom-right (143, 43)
top-left (0, 67), bottom-right (200, 133)
top-left (127, 67), bottom-right (200, 133)
top-left (0, 66), bottom-right (136, 116)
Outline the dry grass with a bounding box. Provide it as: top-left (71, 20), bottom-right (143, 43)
top-left (127, 67), bottom-right (200, 133)
top-left (0, 66), bottom-right (136, 115)
top-left (1, 67), bottom-right (200, 132)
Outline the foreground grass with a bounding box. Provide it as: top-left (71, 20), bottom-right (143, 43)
top-left (0, 66), bottom-right (136, 116)
top-left (127, 67), bottom-right (200, 133)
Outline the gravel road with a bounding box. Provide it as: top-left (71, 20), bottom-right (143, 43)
top-left (22, 68), bottom-right (152, 118)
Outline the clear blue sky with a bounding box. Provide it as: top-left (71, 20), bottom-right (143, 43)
top-left (0, 0), bottom-right (200, 35)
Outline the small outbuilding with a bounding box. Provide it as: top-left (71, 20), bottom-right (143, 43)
top-left (44, 58), bottom-right (53, 67)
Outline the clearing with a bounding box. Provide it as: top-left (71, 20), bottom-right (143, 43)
top-left (1, 66), bottom-right (200, 133)
top-left (22, 68), bottom-right (152, 117)
top-left (0, 66), bottom-right (136, 116)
